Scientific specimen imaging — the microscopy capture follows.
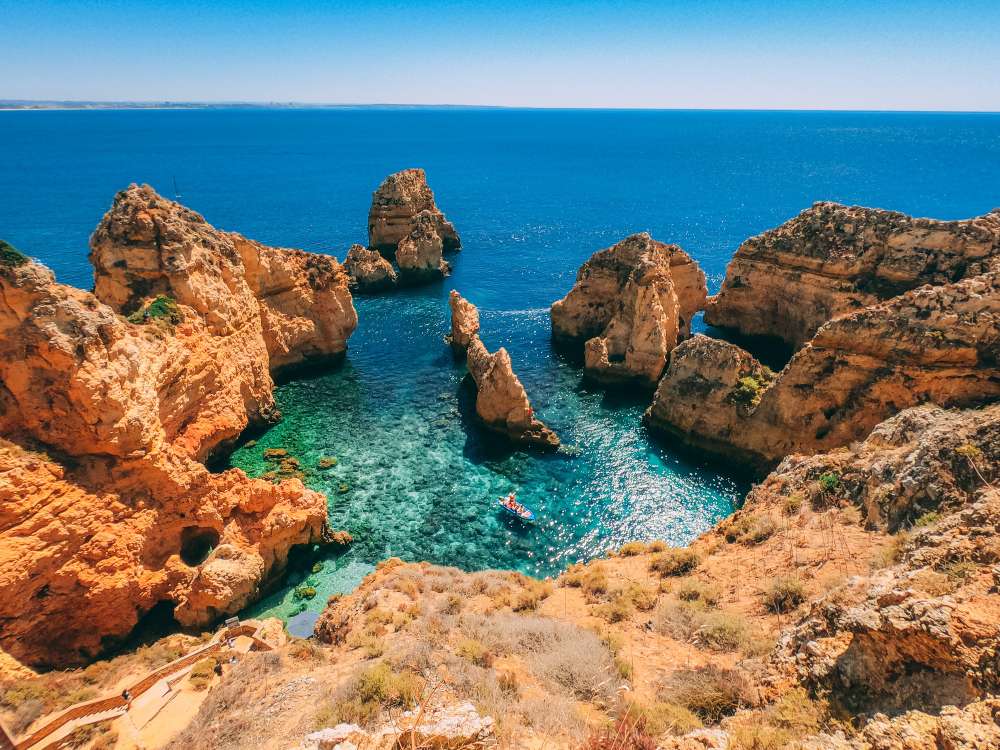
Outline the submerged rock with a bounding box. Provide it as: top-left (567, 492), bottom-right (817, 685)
top-left (466, 336), bottom-right (559, 449)
top-left (550, 233), bottom-right (707, 387)
top-left (367, 168), bottom-right (461, 254)
top-left (448, 289), bottom-right (480, 356)
top-left (342, 244), bottom-right (397, 292)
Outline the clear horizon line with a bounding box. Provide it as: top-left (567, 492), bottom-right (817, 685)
top-left (1, 100), bottom-right (999, 114)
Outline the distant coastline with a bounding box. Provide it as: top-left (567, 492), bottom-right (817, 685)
top-left (0, 100), bottom-right (508, 111)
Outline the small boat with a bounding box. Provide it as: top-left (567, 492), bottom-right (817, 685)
top-left (498, 495), bottom-right (535, 522)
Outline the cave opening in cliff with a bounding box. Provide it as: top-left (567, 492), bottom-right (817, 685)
top-left (180, 526), bottom-right (221, 567)
top-left (703, 323), bottom-right (796, 372)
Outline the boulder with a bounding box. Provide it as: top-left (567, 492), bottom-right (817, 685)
top-left (396, 210), bottom-right (451, 284)
top-left (342, 244), bottom-right (397, 292)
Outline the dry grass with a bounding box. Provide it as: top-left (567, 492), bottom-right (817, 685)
top-left (657, 665), bottom-right (758, 724)
top-left (761, 576), bottom-right (807, 614)
top-left (619, 541), bottom-right (648, 557)
top-left (315, 662), bottom-right (423, 730)
top-left (464, 614), bottom-right (616, 702)
top-left (649, 549), bottom-right (701, 578)
top-left (869, 531), bottom-right (909, 570)
top-left (172, 653), bottom-right (285, 750)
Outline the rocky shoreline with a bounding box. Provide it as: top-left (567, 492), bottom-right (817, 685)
top-left (4, 187), bottom-right (1000, 748)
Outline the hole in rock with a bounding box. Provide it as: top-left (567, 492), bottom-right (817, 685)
top-left (180, 526), bottom-right (221, 567)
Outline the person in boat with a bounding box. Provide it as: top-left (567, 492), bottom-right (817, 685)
top-left (504, 493), bottom-right (527, 516)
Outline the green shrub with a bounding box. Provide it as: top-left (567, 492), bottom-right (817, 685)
top-left (615, 657), bottom-right (632, 679)
top-left (648, 540), bottom-right (668, 553)
top-left (783, 493), bottom-right (803, 515)
top-left (628, 700), bottom-right (702, 736)
top-left (127, 294), bottom-right (185, 327)
top-left (0, 239), bottom-right (29, 267)
top-left (914, 510), bottom-right (941, 527)
top-left (619, 541), bottom-right (648, 556)
top-left (733, 375), bottom-right (767, 405)
top-left (457, 638), bottom-right (492, 667)
top-left (678, 580), bottom-right (720, 607)
top-left (699, 612), bottom-right (750, 651)
top-left (818, 473), bottom-right (840, 494)
top-left (761, 576), bottom-right (806, 613)
top-left (650, 548), bottom-right (701, 577)
top-left (189, 656), bottom-right (221, 690)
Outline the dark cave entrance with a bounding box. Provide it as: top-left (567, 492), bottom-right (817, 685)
top-left (180, 526), bottom-right (221, 567)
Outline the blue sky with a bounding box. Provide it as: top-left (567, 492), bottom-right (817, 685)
top-left (2, 0), bottom-right (998, 109)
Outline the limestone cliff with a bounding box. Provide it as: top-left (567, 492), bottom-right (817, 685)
top-left (648, 266), bottom-right (1000, 471)
top-left (0, 184), bottom-right (357, 666)
top-left (448, 289), bottom-right (480, 356)
top-left (466, 336), bottom-right (558, 449)
top-left (550, 233), bottom-right (707, 387)
top-left (342, 244), bottom-right (397, 293)
top-left (704, 202), bottom-right (1000, 348)
top-left (367, 168), bottom-right (461, 254)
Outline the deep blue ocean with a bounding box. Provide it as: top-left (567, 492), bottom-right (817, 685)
top-left (2, 110), bottom-right (998, 623)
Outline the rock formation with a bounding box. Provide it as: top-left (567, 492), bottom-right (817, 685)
top-left (646, 205), bottom-right (1000, 473)
top-left (0, 184), bottom-right (357, 667)
top-left (705, 202), bottom-right (1000, 348)
top-left (342, 244), bottom-right (397, 293)
top-left (550, 233), bottom-right (707, 387)
top-left (465, 333), bottom-right (558, 449)
top-left (367, 168), bottom-right (461, 254)
top-left (447, 289), bottom-right (480, 356)
top-left (395, 209), bottom-right (451, 284)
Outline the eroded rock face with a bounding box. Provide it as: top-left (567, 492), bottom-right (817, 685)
top-left (448, 290), bottom-right (480, 356)
top-left (396, 210), bottom-right (451, 284)
top-left (648, 269), bottom-right (1000, 471)
top-left (342, 244), bottom-right (397, 293)
top-left (551, 233), bottom-right (707, 387)
top-left (466, 337), bottom-right (558, 448)
top-left (0, 185), bottom-right (356, 666)
top-left (705, 202), bottom-right (1000, 348)
top-left (367, 168), bottom-right (460, 253)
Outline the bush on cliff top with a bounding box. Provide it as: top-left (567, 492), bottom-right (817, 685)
top-left (127, 294), bottom-right (185, 327)
top-left (0, 239), bottom-right (29, 267)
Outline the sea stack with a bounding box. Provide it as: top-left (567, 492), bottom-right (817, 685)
top-left (368, 168), bottom-right (461, 254)
top-left (466, 336), bottom-right (559, 449)
top-left (396, 209), bottom-right (451, 284)
top-left (550, 233), bottom-right (707, 388)
top-left (0, 184), bottom-right (355, 666)
top-left (454, 292), bottom-right (557, 448)
top-left (448, 289), bottom-right (480, 355)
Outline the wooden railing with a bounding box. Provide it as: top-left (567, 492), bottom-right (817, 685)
top-left (14, 620), bottom-right (273, 750)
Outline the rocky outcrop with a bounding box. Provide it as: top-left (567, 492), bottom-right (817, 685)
top-left (550, 233), bottom-right (707, 387)
top-left (447, 290), bottom-right (480, 355)
top-left (395, 210), bottom-right (451, 284)
top-left (705, 202), bottom-right (1000, 348)
top-left (0, 185), bottom-right (356, 666)
top-left (466, 337), bottom-right (558, 448)
top-left (647, 265), bottom-right (1000, 472)
top-left (342, 244), bottom-right (397, 293)
top-left (297, 703), bottom-right (495, 750)
top-left (367, 169), bottom-right (460, 254)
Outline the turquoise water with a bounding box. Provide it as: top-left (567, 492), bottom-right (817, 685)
top-left (2, 109), bottom-right (998, 622)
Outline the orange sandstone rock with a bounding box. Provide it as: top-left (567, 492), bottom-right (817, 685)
top-left (550, 233), bottom-right (707, 387)
top-left (0, 184), bottom-right (357, 666)
top-left (466, 336), bottom-right (558, 449)
top-left (367, 168), bottom-right (460, 253)
top-left (448, 290), bottom-right (480, 356)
